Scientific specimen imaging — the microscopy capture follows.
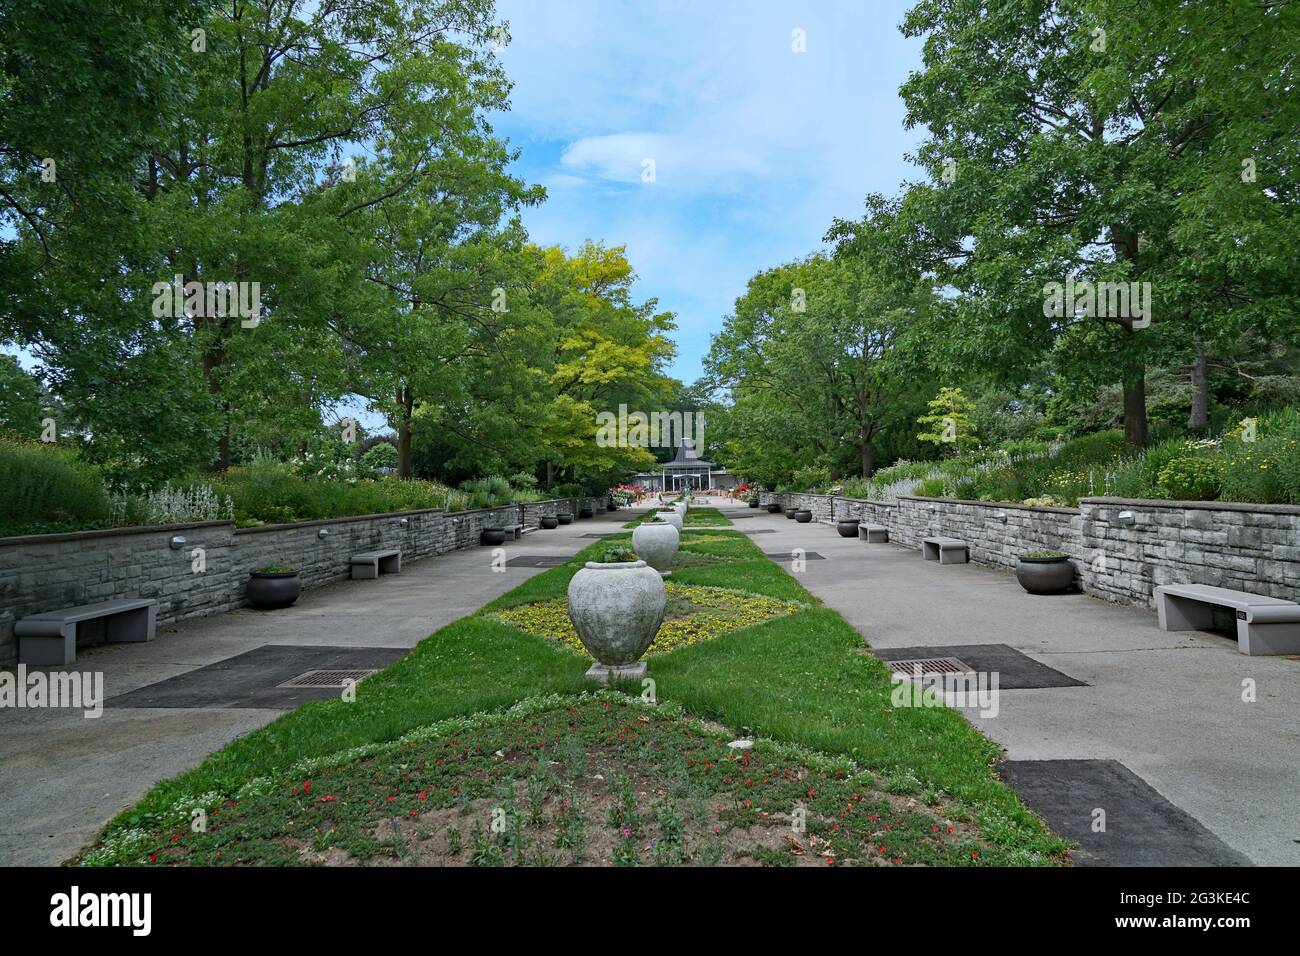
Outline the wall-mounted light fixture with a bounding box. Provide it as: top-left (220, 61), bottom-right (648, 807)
top-left (399, 518), bottom-right (408, 527)
top-left (169, 535), bottom-right (187, 550)
top-left (1116, 510), bottom-right (1136, 527)
top-left (318, 528), bottom-right (330, 539)
top-left (993, 511), bottom-right (1008, 523)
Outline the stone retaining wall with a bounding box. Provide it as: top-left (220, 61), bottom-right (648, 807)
top-left (759, 492), bottom-right (1300, 609)
top-left (0, 496), bottom-right (611, 665)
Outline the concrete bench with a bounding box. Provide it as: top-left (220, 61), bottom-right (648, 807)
top-left (350, 548), bottom-right (402, 580)
top-left (858, 524), bottom-right (889, 544)
top-left (15, 598), bottom-right (157, 665)
top-left (922, 536), bottom-right (968, 564)
top-left (1155, 584), bottom-right (1300, 656)
top-left (502, 523), bottom-right (523, 541)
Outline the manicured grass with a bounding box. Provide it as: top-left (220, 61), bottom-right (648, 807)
top-left (81, 528), bottom-right (1066, 865)
top-left (622, 506), bottom-right (732, 528)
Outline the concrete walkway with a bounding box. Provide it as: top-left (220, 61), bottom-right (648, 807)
top-left (0, 511), bottom-right (621, 866)
top-left (736, 504), bottom-right (1300, 866)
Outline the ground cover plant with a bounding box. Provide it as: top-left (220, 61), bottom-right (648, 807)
top-left (118, 696), bottom-right (1024, 868)
top-left (622, 506), bottom-right (732, 528)
top-left (78, 529), bottom-right (1067, 867)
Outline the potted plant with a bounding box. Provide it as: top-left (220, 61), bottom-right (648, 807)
top-left (784, 506), bottom-right (798, 519)
top-left (794, 509), bottom-right (813, 523)
top-left (567, 557), bottom-right (666, 681)
top-left (653, 509), bottom-right (683, 532)
top-left (1016, 550), bottom-right (1075, 594)
top-left (747, 494), bottom-right (760, 508)
top-left (766, 501), bottom-right (782, 513)
top-left (557, 512), bottom-right (574, 525)
top-left (836, 517), bottom-right (861, 537)
top-left (247, 565), bottom-right (301, 610)
top-left (540, 515), bottom-right (559, 529)
top-left (481, 528), bottom-right (506, 546)
top-left (632, 520), bottom-right (679, 576)
top-left (578, 504), bottom-right (594, 519)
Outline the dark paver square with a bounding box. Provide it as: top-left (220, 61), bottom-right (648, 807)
top-left (506, 555), bottom-right (573, 568)
top-left (999, 759), bottom-right (1252, 866)
top-left (108, 645), bottom-right (408, 710)
top-left (763, 551), bottom-right (825, 561)
top-left (868, 643), bottom-right (1086, 689)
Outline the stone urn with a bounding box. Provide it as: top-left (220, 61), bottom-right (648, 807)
top-left (540, 515), bottom-right (559, 529)
top-left (1016, 553), bottom-right (1075, 594)
top-left (766, 502), bottom-right (782, 513)
top-left (794, 509), bottom-right (813, 523)
top-left (784, 507), bottom-right (798, 520)
top-left (247, 569), bottom-right (301, 610)
top-left (836, 518), bottom-right (860, 538)
top-left (567, 559), bottom-right (666, 681)
top-left (578, 505), bottom-right (594, 519)
top-left (748, 499), bottom-right (760, 508)
top-left (674, 501), bottom-right (687, 516)
top-left (481, 528), bottom-right (506, 546)
top-left (557, 512), bottom-right (573, 525)
top-left (632, 521), bottom-right (680, 575)
top-left (654, 510), bottom-right (683, 532)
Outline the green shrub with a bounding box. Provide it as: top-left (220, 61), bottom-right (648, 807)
top-left (1219, 409), bottom-right (1300, 505)
top-left (1157, 456), bottom-right (1222, 501)
top-left (915, 476), bottom-right (946, 497)
top-left (0, 437), bottom-right (113, 536)
top-left (359, 442), bottom-right (398, 472)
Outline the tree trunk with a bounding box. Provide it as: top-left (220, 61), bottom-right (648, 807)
top-left (860, 437), bottom-right (875, 477)
top-left (546, 460), bottom-right (557, 487)
top-left (1122, 361), bottom-right (1148, 449)
top-left (396, 386), bottom-right (413, 479)
top-left (1188, 347), bottom-right (1209, 431)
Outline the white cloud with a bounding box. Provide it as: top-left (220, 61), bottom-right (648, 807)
top-left (559, 132), bottom-right (766, 188)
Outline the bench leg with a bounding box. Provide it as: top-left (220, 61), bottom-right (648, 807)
top-left (352, 562), bottom-right (379, 580)
top-left (922, 542), bottom-right (938, 560)
top-left (1237, 620), bottom-right (1300, 656)
top-left (19, 625), bottom-right (77, 666)
top-left (1157, 594), bottom-right (1214, 632)
top-left (106, 605), bottom-right (155, 644)
top-left (938, 547), bottom-right (968, 565)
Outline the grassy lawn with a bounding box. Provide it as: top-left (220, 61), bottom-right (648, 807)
top-left (80, 530), bottom-right (1067, 866)
top-left (622, 506), bottom-right (732, 528)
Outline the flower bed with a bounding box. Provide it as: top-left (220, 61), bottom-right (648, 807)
top-left (116, 696), bottom-right (1009, 867)
top-left (494, 583), bottom-right (802, 656)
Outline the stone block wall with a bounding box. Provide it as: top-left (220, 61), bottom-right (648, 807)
top-left (758, 492), bottom-right (1300, 610)
top-left (0, 498), bottom-right (596, 665)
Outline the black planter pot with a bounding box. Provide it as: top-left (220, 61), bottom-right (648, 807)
top-left (1016, 556), bottom-right (1075, 594)
top-left (481, 528), bottom-right (507, 546)
top-left (540, 516), bottom-right (559, 529)
top-left (748, 499), bottom-right (760, 508)
top-left (246, 571), bottom-right (301, 610)
top-left (766, 502), bottom-right (782, 513)
top-left (794, 510), bottom-right (813, 523)
top-left (784, 507), bottom-right (798, 519)
top-left (557, 513), bottom-right (574, 525)
top-left (836, 519), bottom-right (860, 538)
top-left (578, 506), bottom-right (594, 519)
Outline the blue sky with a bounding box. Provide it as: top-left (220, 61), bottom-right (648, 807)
top-left (492, 0), bottom-right (926, 384)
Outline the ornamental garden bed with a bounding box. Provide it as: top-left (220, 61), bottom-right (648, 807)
top-left (622, 506), bottom-right (732, 529)
top-left (76, 529), bottom-right (1068, 868)
top-left (122, 697), bottom-right (1011, 868)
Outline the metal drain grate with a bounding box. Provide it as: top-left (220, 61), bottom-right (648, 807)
top-left (278, 669), bottom-right (377, 688)
top-left (885, 657), bottom-right (974, 677)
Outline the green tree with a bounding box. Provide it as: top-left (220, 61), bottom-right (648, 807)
top-left (916, 386), bottom-right (979, 455)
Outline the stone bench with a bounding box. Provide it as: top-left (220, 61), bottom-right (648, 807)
top-left (502, 523), bottom-right (523, 540)
top-left (922, 536), bottom-right (968, 564)
top-left (15, 598), bottom-right (157, 665)
top-left (1155, 583), bottom-right (1300, 656)
top-left (350, 548), bottom-right (402, 580)
top-left (858, 524), bottom-right (889, 544)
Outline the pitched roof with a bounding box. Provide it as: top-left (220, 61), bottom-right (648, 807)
top-left (664, 438), bottom-right (715, 469)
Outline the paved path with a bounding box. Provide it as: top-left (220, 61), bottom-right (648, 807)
top-left (0, 511), bottom-right (620, 866)
top-left (733, 504), bottom-right (1300, 866)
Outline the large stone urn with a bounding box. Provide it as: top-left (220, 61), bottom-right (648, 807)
top-left (1016, 553), bottom-right (1075, 594)
top-left (655, 510), bottom-right (683, 532)
top-left (632, 521), bottom-right (680, 575)
top-left (566, 559), bottom-right (666, 682)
